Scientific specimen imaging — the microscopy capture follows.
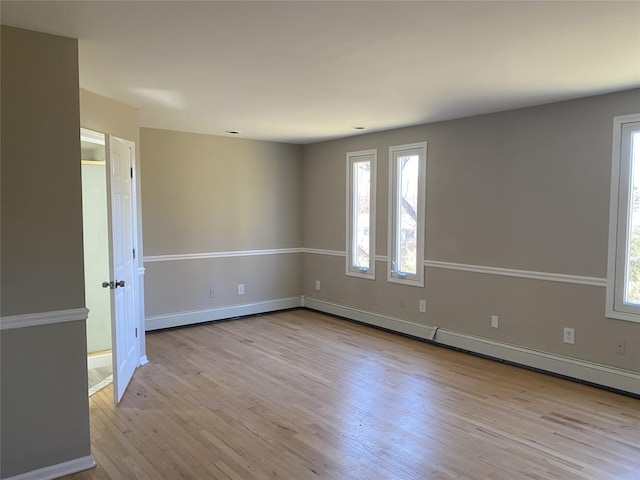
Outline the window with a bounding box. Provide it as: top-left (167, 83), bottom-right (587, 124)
top-left (346, 149), bottom-right (377, 279)
top-left (607, 113), bottom-right (640, 322)
top-left (388, 142), bottom-right (426, 287)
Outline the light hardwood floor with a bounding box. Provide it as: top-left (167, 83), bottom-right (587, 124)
top-left (63, 309), bottom-right (639, 480)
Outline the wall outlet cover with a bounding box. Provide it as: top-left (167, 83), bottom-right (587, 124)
top-left (419, 300), bottom-right (427, 313)
top-left (563, 327), bottom-right (575, 344)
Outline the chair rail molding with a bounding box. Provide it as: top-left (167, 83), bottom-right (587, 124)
top-left (0, 307), bottom-right (89, 330)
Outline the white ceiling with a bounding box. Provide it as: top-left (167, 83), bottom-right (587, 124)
top-left (2, 1), bottom-right (639, 144)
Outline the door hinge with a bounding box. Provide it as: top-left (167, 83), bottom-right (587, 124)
top-left (130, 167), bottom-right (133, 178)
top-left (135, 327), bottom-right (138, 338)
top-left (133, 248), bottom-right (136, 260)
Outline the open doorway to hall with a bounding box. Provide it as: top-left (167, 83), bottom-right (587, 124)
top-left (81, 128), bottom-right (113, 395)
top-left (80, 126), bottom-right (142, 403)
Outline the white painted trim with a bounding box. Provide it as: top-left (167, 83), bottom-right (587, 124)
top-left (304, 248), bottom-right (345, 257)
top-left (145, 296), bottom-right (302, 331)
top-left (143, 246), bottom-right (607, 288)
top-left (137, 266), bottom-right (147, 366)
top-left (81, 127), bottom-right (105, 145)
top-left (308, 251), bottom-right (387, 262)
top-left (87, 351), bottom-right (111, 369)
top-left (303, 249), bottom-right (606, 287)
top-left (144, 248), bottom-right (303, 263)
top-left (346, 149), bottom-right (377, 280)
top-left (4, 454), bottom-right (95, 480)
top-left (424, 260), bottom-right (606, 287)
top-left (388, 142), bottom-right (427, 288)
top-left (303, 297), bottom-right (640, 396)
top-left (0, 308), bottom-right (89, 331)
top-left (306, 297), bottom-right (436, 339)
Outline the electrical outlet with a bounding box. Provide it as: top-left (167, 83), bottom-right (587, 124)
top-left (491, 315), bottom-right (499, 328)
top-left (615, 341), bottom-right (626, 354)
top-left (563, 327), bottom-right (575, 345)
top-left (209, 289), bottom-right (215, 298)
top-left (315, 280), bottom-right (321, 291)
top-left (237, 283), bottom-right (245, 295)
top-left (419, 300), bottom-right (427, 313)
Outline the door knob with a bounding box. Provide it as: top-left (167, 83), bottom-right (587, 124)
top-left (102, 281), bottom-right (113, 289)
top-left (115, 280), bottom-right (126, 288)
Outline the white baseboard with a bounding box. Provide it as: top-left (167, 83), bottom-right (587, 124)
top-left (145, 297), bottom-right (302, 331)
top-left (139, 355), bottom-right (149, 366)
top-left (4, 455), bottom-right (95, 480)
top-left (304, 296), bottom-right (640, 396)
top-left (87, 352), bottom-right (111, 370)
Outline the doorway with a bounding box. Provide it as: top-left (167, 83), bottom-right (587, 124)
top-left (81, 129), bottom-right (113, 395)
top-left (81, 127), bottom-right (141, 402)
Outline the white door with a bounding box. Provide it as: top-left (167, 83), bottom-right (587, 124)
top-left (105, 135), bottom-right (138, 403)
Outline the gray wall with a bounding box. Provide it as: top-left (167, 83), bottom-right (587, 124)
top-left (303, 89), bottom-right (640, 372)
top-left (1, 26), bottom-right (91, 478)
top-left (141, 128), bottom-right (303, 318)
top-left (1, 28), bottom-right (85, 315)
top-left (141, 90), bottom-right (639, 374)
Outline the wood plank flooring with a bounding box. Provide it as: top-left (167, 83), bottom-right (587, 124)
top-left (63, 309), bottom-right (640, 480)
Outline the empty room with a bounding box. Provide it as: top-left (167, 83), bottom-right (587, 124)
top-left (1, 1), bottom-right (639, 480)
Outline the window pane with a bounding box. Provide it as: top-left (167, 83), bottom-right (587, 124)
top-left (347, 149), bottom-right (376, 279)
top-left (353, 161), bottom-right (370, 269)
top-left (397, 155), bottom-right (418, 274)
top-left (625, 131), bottom-right (640, 304)
top-left (388, 142), bottom-right (425, 287)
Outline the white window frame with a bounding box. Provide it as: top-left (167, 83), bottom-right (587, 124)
top-left (388, 142), bottom-right (427, 287)
top-left (346, 149), bottom-right (377, 279)
top-left (606, 113), bottom-right (640, 322)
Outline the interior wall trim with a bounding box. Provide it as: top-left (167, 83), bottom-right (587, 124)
top-left (145, 296), bottom-right (302, 331)
top-left (144, 248), bottom-right (303, 263)
top-left (424, 259), bottom-right (606, 287)
top-left (304, 248), bottom-right (345, 257)
top-left (303, 296), bottom-right (639, 396)
top-left (3, 454), bottom-right (96, 480)
top-left (0, 307), bottom-right (89, 331)
top-left (301, 249), bottom-right (606, 287)
top-left (149, 245), bottom-right (606, 287)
